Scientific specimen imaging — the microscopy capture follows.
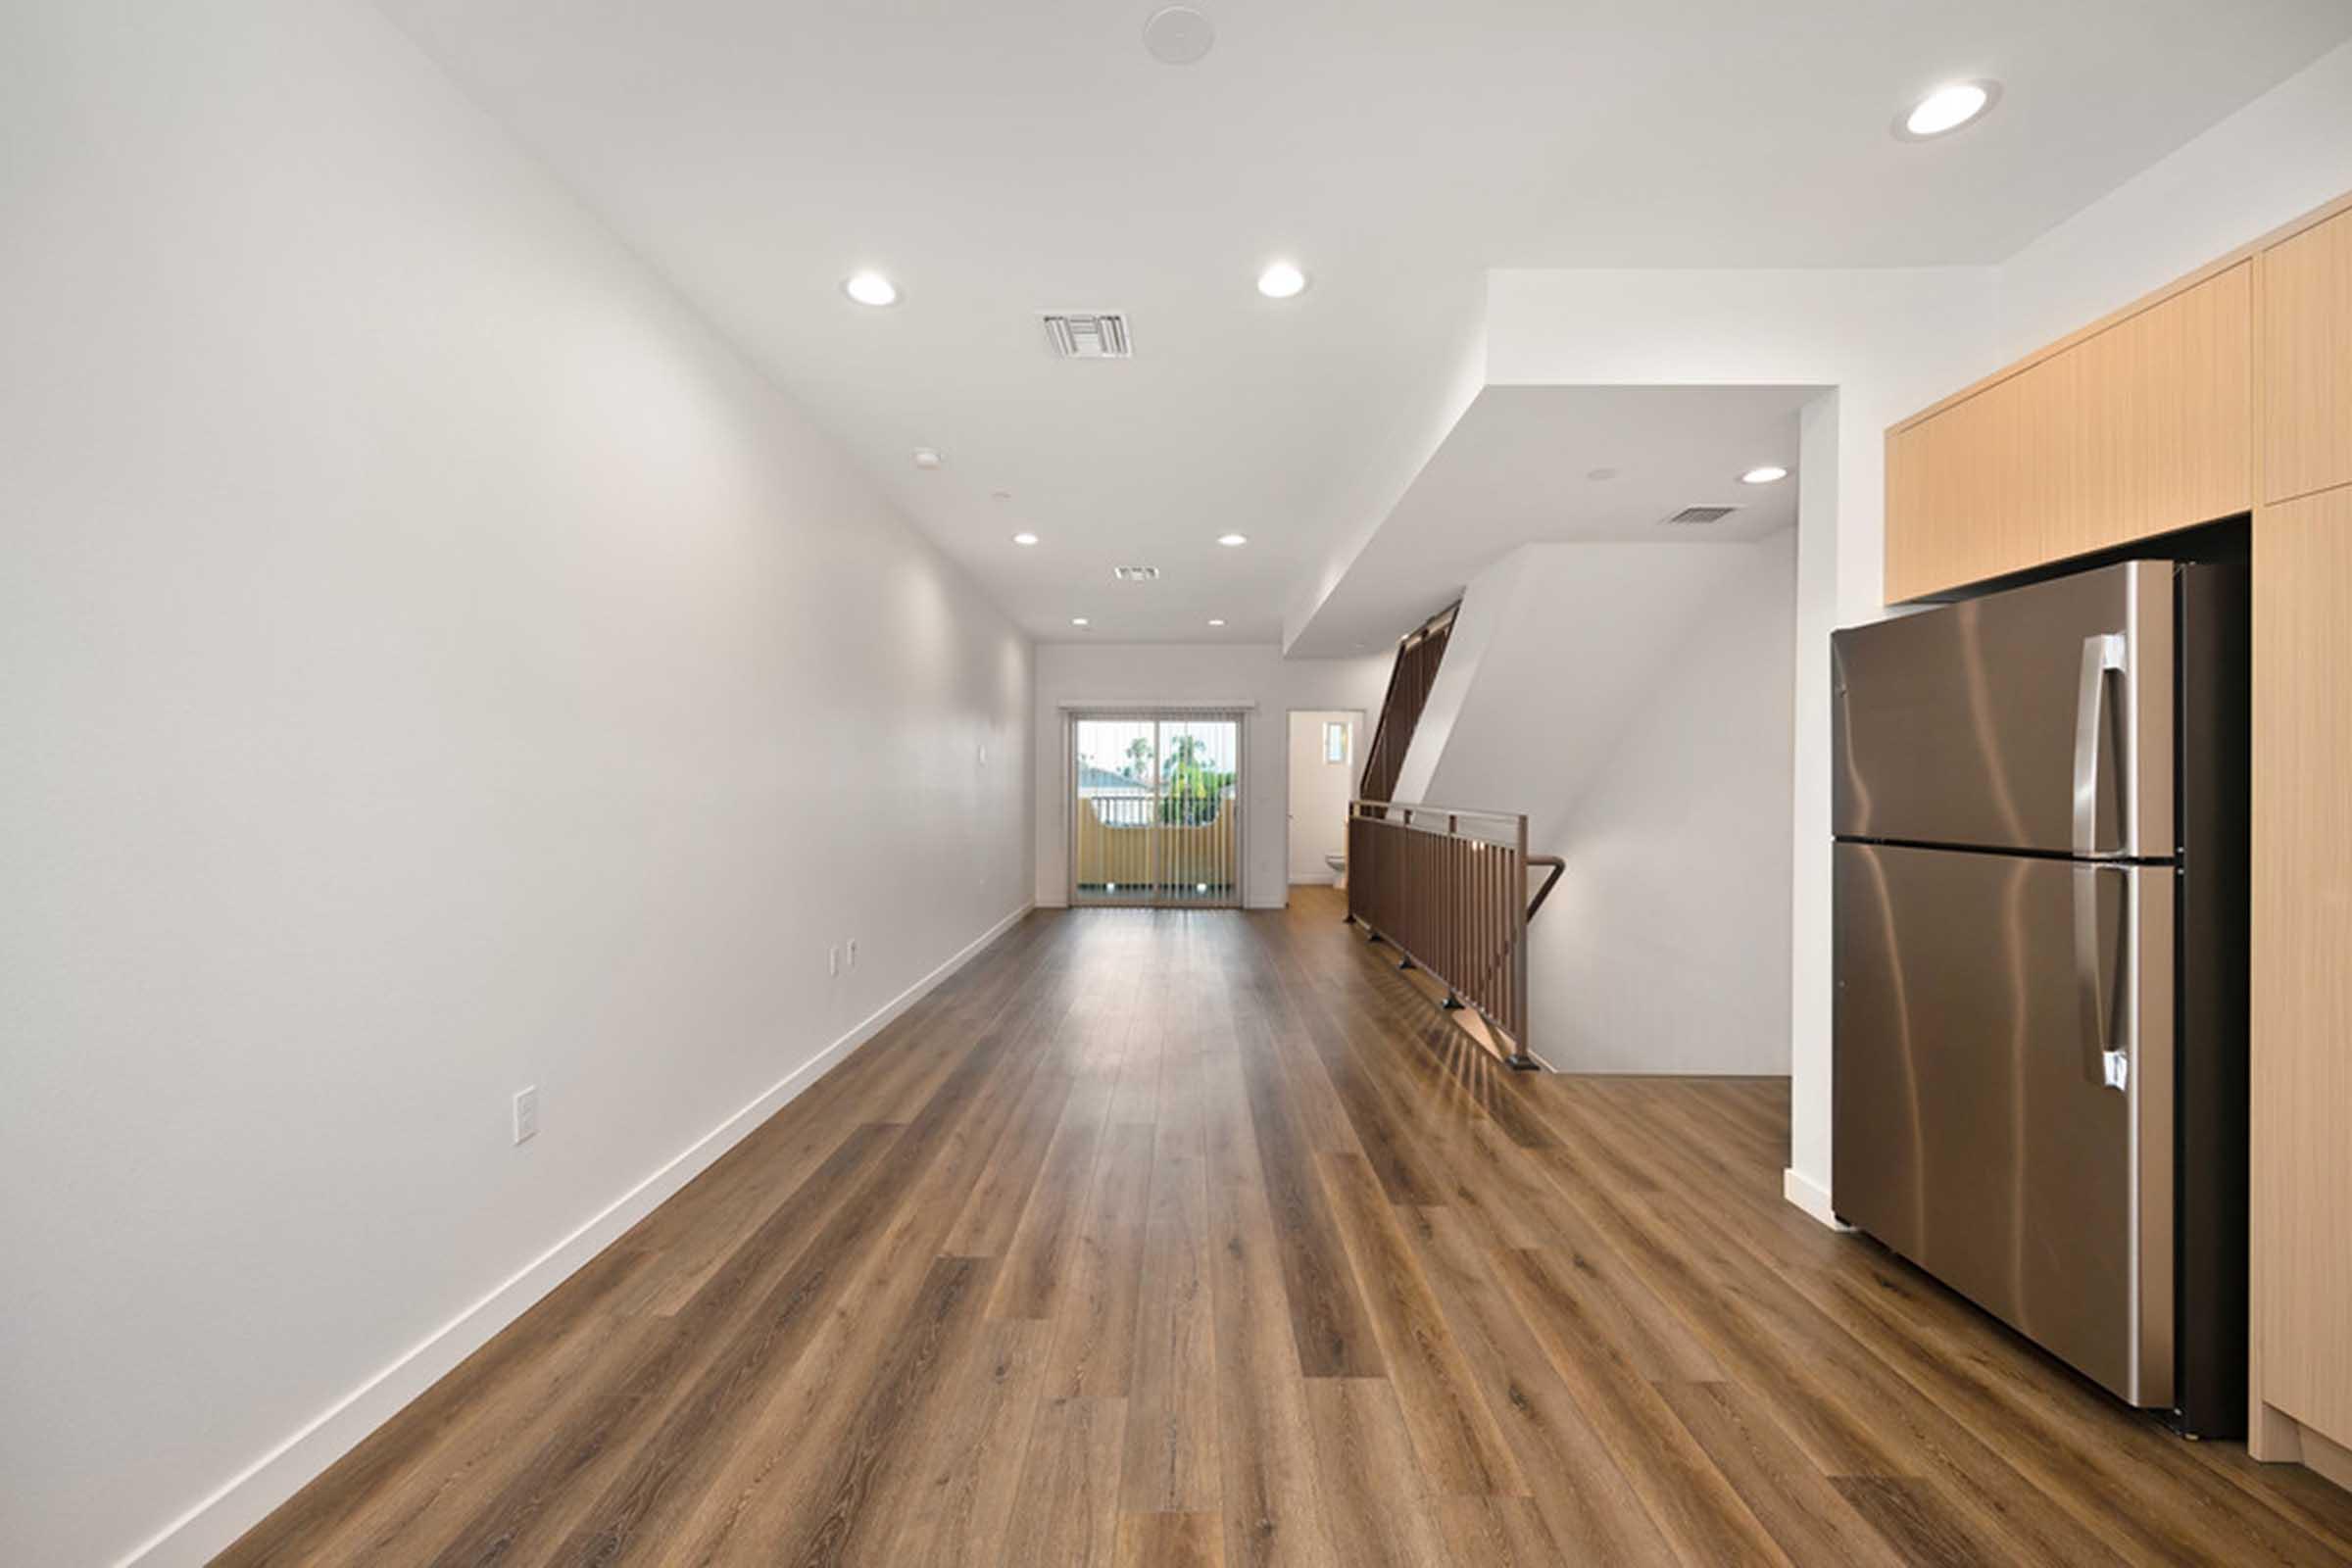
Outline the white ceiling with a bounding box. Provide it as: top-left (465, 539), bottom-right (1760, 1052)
top-left (1288, 385), bottom-right (1817, 655)
top-left (378, 0), bottom-right (2352, 646)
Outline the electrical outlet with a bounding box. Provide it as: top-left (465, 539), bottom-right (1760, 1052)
top-left (513, 1086), bottom-right (539, 1146)
top-left (846, 938), bottom-right (858, 969)
top-left (828, 945), bottom-right (840, 977)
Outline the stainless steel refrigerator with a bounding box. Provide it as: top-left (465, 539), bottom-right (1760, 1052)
top-left (1832, 558), bottom-right (2247, 1437)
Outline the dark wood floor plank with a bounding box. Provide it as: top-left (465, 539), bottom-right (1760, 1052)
top-left (1203, 1140), bottom-right (1337, 1568)
top-left (1299, 1379), bottom-right (1452, 1568)
top-left (1655, 1379), bottom-right (1908, 1568)
top-left (751, 1252), bottom-right (1004, 1567)
top-left (1001, 1396), bottom-right (1128, 1568)
top-left (884, 1318), bottom-right (1054, 1568)
top-left (1113, 1511), bottom-right (1225, 1568)
top-left (1043, 1136), bottom-right (1154, 1400)
top-left (966, 935), bottom-right (1143, 1307)
top-left (1118, 1107), bottom-right (1221, 1513)
top-left (1428, 1494), bottom-right (1565, 1568)
top-left (1489, 1246), bottom-right (1796, 1565)
top-left (1314, 1153), bottom-right (1525, 1496)
top-left (1402, 1206), bottom-right (1680, 1565)
top-left (1233, 999), bottom-right (1385, 1380)
top-left (1261, 938), bottom-right (1443, 1205)
top-left (1831, 1475), bottom-right (2000, 1568)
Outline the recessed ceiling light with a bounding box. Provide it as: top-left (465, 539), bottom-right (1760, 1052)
top-left (1070, 616), bottom-right (1090, 627)
top-left (843, 270), bottom-right (899, 307)
top-left (1256, 262), bottom-right (1308, 300)
top-left (1899, 81), bottom-right (1997, 139)
top-left (1740, 466), bottom-right (1789, 484)
top-left (1012, 532), bottom-right (1040, 546)
top-left (1142, 5), bottom-right (1215, 65)
top-left (1207, 617), bottom-right (1226, 626)
top-left (1217, 532), bottom-right (1249, 547)
top-left (912, 448), bottom-right (942, 468)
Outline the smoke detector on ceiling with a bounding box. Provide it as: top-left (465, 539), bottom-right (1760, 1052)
top-left (1112, 564), bottom-right (1161, 582)
top-left (1660, 504), bottom-right (1740, 526)
top-left (1042, 313), bottom-right (1132, 359)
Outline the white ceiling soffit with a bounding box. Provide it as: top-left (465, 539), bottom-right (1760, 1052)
top-left (376, 1), bottom-right (2352, 646)
top-left (1287, 385), bottom-right (1817, 657)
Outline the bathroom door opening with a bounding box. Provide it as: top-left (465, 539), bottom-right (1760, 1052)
top-left (1068, 710), bottom-right (1245, 907)
top-left (1287, 709), bottom-right (1363, 891)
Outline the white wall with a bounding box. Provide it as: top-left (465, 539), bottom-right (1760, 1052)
top-left (1992, 37), bottom-right (2352, 367)
top-left (1529, 537), bottom-right (1795, 1073)
top-left (1287, 710), bottom-right (1362, 882)
top-left (1034, 645), bottom-right (1392, 907)
top-left (0, 6), bottom-right (1032, 1565)
top-left (1399, 538), bottom-right (1796, 1073)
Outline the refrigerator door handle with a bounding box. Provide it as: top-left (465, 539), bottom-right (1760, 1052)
top-left (2074, 861), bottom-right (2132, 1092)
top-left (2072, 633), bottom-right (2128, 857)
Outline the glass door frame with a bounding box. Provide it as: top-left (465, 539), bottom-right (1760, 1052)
top-left (1064, 707), bottom-right (1248, 909)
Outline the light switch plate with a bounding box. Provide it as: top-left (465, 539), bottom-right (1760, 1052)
top-left (513, 1086), bottom-right (539, 1145)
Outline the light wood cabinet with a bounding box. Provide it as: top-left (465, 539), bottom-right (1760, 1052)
top-left (2251, 484), bottom-right (2352, 1468)
top-left (1885, 263), bottom-right (2254, 603)
top-left (2260, 208), bottom-right (2352, 503)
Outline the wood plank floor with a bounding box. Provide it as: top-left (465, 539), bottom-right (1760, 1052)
top-left (221, 889), bottom-right (2352, 1566)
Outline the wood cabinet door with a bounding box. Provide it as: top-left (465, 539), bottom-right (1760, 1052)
top-left (2252, 484), bottom-right (2352, 1448)
top-left (2261, 208), bottom-right (2352, 504)
top-left (1886, 263), bottom-right (2253, 604)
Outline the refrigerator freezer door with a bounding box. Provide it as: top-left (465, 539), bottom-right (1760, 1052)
top-left (1832, 562), bottom-right (2174, 858)
top-left (1834, 842), bottom-right (2175, 1407)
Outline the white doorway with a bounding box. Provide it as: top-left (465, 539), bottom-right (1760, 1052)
top-left (1288, 709), bottom-right (1364, 889)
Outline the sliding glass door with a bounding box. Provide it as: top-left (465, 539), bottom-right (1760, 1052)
top-left (1069, 710), bottom-right (1244, 907)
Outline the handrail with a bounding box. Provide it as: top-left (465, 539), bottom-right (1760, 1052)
top-left (1526, 854), bottom-right (1566, 922)
top-left (1378, 802), bottom-right (1526, 826)
top-left (1343, 799), bottom-right (1558, 1071)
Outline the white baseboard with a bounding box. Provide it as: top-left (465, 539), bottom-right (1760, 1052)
top-left (1782, 1166), bottom-right (1852, 1232)
top-left (120, 902), bottom-right (1034, 1568)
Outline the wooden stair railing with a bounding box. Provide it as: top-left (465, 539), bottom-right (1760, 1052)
top-left (1343, 800), bottom-right (1561, 1071)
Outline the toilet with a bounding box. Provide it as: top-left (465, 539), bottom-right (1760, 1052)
top-left (1324, 852), bottom-right (1347, 888)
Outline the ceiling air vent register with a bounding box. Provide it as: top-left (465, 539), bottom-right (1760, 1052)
top-left (1112, 565), bottom-right (1161, 582)
top-left (1042, 313), bottom-right (1133, 359)
top-left (1661, 505), bottom-right (1740, 526)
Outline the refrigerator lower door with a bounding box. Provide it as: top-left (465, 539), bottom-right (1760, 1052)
top-left (1834, 841), bottom-right (2176, 1407)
